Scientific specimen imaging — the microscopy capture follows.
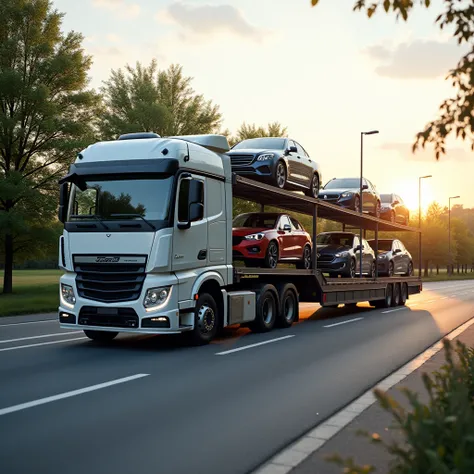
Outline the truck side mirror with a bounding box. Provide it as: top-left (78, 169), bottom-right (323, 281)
top-left (58, 183), bottom-right (69, 223)
top-left (177, 178), bottom-right (204, 230)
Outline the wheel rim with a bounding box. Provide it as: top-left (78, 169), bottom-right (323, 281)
top-left (371, 263), bottom-right (375, 277)
top-left (268, 243), bottom-right (278, 268)
top-left (276, 163), bottom-right (286, 188)
top-left (304, 247), bottom-right (311, 269)
top-left (283, 294), bottom-right (295, 323)
top-left (311, 175), bottom-right (319, 197)
top-left (408, 263), bottom-right (413, 275)
top-left (350, 260), bottom-right (356, 277)
top-left (197, 304), bottom-right (215, 334)
top-left (376, 203), bottom-right (381, 218)
top-left (262, 296), bottom-right (275, 325)
top-left (389, 262), bottom-right (394, 276)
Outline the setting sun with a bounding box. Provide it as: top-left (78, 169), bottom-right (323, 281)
top-left (394, 177), bottom-right (435, 215)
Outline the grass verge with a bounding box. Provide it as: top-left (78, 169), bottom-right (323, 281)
top-left (0, 270), bottom-right (61, 317)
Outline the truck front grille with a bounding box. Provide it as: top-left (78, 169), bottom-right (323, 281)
top-left (73, 255), bottom-right (147, 303)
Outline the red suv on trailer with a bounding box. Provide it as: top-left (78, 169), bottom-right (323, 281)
top-left (232, 212), bottom-right (312, 269)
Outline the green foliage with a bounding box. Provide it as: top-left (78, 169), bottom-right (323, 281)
top-left (225, 121), bottom-right (288, 147)
top-left (99, 60), bottom-right (222, 139)
top-left (310, 0), bottom-right (474, 160)
top-left (326, 338), bottom-right (474, 473)
top-left (0, 0), bottom-right (98, 293)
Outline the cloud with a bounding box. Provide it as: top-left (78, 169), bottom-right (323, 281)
top-left (365, 40), bottom-right (464, 79)
top-left (91, 0), bottom-right (140, 19)
top-left (380, 142), bottom-right (470, 162)
top-left (106, 34), bottom-right (121, 43)
top-left (157, 2), bottom-right (264, 42)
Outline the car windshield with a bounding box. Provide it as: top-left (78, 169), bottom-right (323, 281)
top-left (233, 214), bottom-right (278, 229)
top-left (369, 241), bottom-right (393, 252)
top-left (232, 138), bottom-right (286, 150)
top-left (316, 233), bottom-right (353, 246)
top-left (67, 176), bottom-right (174, 222)
top-left (380, 194), bottom-right (392, 203)
top-left (323, 178), bottom-right (360, 189)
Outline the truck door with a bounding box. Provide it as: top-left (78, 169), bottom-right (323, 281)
top-left (172, 174), bottom-right (208, 276)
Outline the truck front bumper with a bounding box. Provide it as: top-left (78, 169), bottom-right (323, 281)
top-left (58, 273), bottom-right (194, 335)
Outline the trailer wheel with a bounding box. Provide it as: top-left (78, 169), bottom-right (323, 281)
top-left (383, 284), bottom-right (393, 308)
top-left (249, 284), bottom-right (278, 333)
top-left (84, 330), bottom-right (118, 342)
top-left (276, 283), bottom-right (299, 328)
top-left (392, 283), bottom-right (401, 307)
top-left (188, 293), bottom-right (219, 345)
top-left (400, 283), bottom-right (408, 305)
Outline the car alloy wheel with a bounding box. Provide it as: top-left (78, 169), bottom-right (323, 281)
top-left (265, 241), bottom-right (279, 269)
top-left (303, 246), bottom-right (311, 269)
top-left (349, 259), bottom-right (356, 278)
top-left (388, 261), bottom-right (394, 276)
top-left (376, 201), bottom-right (381, 218)
top-left (310, 174), bottom-right (319, 198)
top-left (276, 162), bottom-right (287, 189)
top-left (354, 196), bottom-right (360, 212)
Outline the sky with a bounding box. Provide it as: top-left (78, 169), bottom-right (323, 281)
top-left (54, 0), bottom-right (474, 212)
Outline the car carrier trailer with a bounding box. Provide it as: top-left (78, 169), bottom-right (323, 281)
top-left (57, 133), bottom-right (422, 345)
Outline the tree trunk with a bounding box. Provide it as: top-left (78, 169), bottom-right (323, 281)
top-left (424, 260), bottom-right (429, 277)
top-left (2, 233), bottom-right (13, 294)
top-left (436, 264), bottom-right (439, 275)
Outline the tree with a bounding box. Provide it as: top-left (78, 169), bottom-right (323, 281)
top-left (225, 121), bottom-right (288, 147)
top-left (0, 0), bottom-right (99, 294)
top-left (99, 60), bottom-right (222, 139)
top-left (310, 0), bottom-right (474, 160)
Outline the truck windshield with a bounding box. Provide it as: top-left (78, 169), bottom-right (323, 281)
top-left (232, 138), bottom-right (286, 150)
top-left (67, 176), bottom-right (174, 222)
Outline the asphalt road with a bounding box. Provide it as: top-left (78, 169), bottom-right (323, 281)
top-left (1, 280), bottom-right (473, 474)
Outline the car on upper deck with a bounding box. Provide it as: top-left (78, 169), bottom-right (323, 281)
top-left (227, 137), bottom-right (322, 198)
top-left (318, 177), bottom-right (381, 218)
top-left (380, 193), bottom-right (410, 225)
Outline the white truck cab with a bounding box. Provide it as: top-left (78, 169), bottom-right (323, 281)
top-left (58, 132), bottom-right (257, 345)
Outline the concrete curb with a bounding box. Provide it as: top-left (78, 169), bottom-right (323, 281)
top-left (253, 315), bottom-right (474, 474)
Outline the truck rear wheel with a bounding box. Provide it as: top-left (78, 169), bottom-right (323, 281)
top-left (188, 293), bottom-right (219, 345)
top-left (84, 330), bottom-right (118, 342)
top-left (381, 283), bottom-right (393, 308)
top-left (249, 284), bottom-right (278, 333)
top-left (400, 283), bottom-right (408, 305)
top-left (276, 283), bottom-right (299, 328)
top-left (392, 283), bottom-right (401, 306)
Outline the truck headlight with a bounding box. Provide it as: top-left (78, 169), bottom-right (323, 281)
top-left (144, 286), bottom-right (172, 310)
top-left (244, 233), bottom-right (265, 240)
top-left (256, 153), bottom-right (275, 161)
top-left (61, 284), bottom-right (76, 307)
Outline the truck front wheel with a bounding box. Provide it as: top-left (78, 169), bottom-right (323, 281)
top-left (84, 330), bottom-right (118, 342)
top-left (188, 293), bottom-right (219, 345)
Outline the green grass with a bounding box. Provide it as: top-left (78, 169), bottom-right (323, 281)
top-left (0, 270), bottom-right (61, 317)
top-left (1, 268), bottom-right (473, 317)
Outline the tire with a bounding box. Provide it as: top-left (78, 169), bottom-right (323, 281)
top-left (404, 261), bottom-right (413, 276)
top-left (400, 283), bottom-right (408, 305)
top-left (383, 284), bottom-right (393, 308)
top-left (392, 283), bottom-right (401, 307)
top-left (388, 261), bottom-right (394, 277)
top-left (188, 293), bottom-right (219, 345)
top-left (373, 201), bottom-right (381, 218)
top-left (275, 161), bottom-right (287, 189)
top-left (343, 258), bottom-right (356, 278)
top-left (354, 195), bottom-right (361, 212)
top-left (306, 174), bottom-right (320, 198)
top-left (249, 284), bottom-right (278, 333)
top-left (84, 330), bottom-right (118, 342)
top-left (296, 244), bottom-right (312, 269)
top-left (276, 283), bottom-right (299, 328)
top-left (264, 241), bottom-right (279, 269)
top-left (369, 261), bottom-right (376, 278)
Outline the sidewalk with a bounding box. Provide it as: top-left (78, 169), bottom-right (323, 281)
top-left (288, 322), bottom-right (474, 474)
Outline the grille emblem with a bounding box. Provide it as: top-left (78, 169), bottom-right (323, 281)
top-left (106, 234), bottom-right (111, 238)
top-left (324, 195), bottom-right (327, 199)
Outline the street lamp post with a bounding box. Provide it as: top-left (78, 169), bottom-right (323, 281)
top-left (418, 175), bottom-right (432, 277)
top-left (359, 130), bottom-right (379, 277)
top-left (449, 195), bottom-right (460, 274)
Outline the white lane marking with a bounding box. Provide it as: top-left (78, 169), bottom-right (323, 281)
top-left (0, 337), bottom-right (87, 352)
top-left (382, 307), bottom-right (407, 314)
top-left (0, 319), bottom-right (56, 327)
top-left (323, 317), bottom-right (363, 328)
top-left (0, 374), bottom-right (150, 416)
top-left (216, 335), bottom-right (295, 355)
top-left (0, 332), bottom-right (82, 344)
